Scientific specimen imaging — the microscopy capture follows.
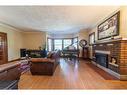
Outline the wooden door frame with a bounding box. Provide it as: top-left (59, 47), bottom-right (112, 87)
top-left (0, 32), bottom-right (8, 63)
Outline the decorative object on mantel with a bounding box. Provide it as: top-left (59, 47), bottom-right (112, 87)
top-left (110, 57), bottom-right (117, 65)
top-left (98, 11), bottom-right (120, 40)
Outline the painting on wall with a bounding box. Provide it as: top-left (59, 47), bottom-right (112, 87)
top-left (98, 11), bottom-right (120, 40)
top-left (89, 32), bottom-right (95, 45)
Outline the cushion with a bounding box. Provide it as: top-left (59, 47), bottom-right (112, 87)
top-left (30, 58), bottom-right (55, 63)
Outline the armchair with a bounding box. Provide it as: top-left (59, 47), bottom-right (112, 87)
top-left (30, 50), bottom-right (60, 75)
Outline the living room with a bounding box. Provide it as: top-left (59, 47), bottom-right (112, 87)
top-left (0, 5), bottom-right (127, 91)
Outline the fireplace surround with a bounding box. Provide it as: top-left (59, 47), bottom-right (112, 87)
top-left (92, 39), bottom-right (127, 80)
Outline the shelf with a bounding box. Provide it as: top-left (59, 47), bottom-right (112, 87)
top-left (109, 62), bottom-right (119, 67)
top-left (93, 38), bottom-right (123, 45)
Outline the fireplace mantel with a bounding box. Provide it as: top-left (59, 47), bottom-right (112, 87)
top-left (93, 38), bottom-right (127, 45)
top-left (95, 50), bottom-right (110, 55)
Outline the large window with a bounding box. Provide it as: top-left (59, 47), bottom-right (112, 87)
top-left (47, 39), bottom-right (52, 51)
top-left (47, 37), bottom-right (78, 51)
top-left (63, 39), bottom-right (72, 48)
top-left (54, 39), bottom-right (62, 50)
top-left (73, 37), bottom-right (78, 49)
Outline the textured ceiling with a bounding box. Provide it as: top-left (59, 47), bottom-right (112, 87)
top-left (0, 6), bottom-right (119, 34)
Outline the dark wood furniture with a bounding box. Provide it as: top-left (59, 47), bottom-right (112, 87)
top-left (27, 50), bottom-right (44, 58)
top-left (82, 47), bottom-right (89, 59)
top-left (79, 39), bottom-right (89, 59)
top-left (0, 32), bottom-right (8, 65)
top-left (62, 49), bottom-right (80, 58)
top-left (0, 62), bottom-right (21, 89)
top-left (20, 49), bottom-right (47, 58)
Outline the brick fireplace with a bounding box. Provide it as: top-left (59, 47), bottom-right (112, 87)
top-left (92, 39), bottom-right (127, 80)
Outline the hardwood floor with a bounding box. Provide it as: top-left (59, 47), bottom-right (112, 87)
top-left (18, 58), bottom-right (127, 89)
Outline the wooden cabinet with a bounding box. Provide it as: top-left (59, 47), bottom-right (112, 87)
top-left (0, 32), bottom-right (7, 64)
top-left (82, 47), bottom-right (89, 59)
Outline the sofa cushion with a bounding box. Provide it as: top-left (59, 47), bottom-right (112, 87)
top-left (30, 58), bottom-right (55, 63)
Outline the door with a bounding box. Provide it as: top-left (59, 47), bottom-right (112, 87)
top-left (0, 32), bottom-right (7, 64)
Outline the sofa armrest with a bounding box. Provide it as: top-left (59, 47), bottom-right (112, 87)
top-left (0, 63), bottom-right (21, 81)
top-left (0, 62), bottom-right (21, 89)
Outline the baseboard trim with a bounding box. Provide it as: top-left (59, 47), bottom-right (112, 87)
top-left (8, 58), bottom-right (20, 63)
top-left (120, 75), bottom-right (127, 80)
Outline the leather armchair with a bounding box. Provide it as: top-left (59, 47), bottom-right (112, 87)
top-left (30, 50), bottom-right (60, 75)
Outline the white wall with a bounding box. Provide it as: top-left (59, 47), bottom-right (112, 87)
top-left (78, 29), bottom-right (89, 57)
top-left (0, 23), bottom-right (24, 61)
top-left (47, 33), bottom-right (77, 38)
top-left (119, 6), bottom-right (127, 38)
top-left (22, 32), bottom-right (46, 49)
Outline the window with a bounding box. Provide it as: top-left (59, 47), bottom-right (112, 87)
top-left (47, 37), bottom-right (78, 51)
top-left (54, 39), bottom-right (62, 50)
top-left (47, 38), bottom-right (52, 51)
top-left (89, 32), bottom-right (95, 45)
top-left (63, 39), bottom-right (72, 48)
top-left (73, 37), bottom-right (78, 49)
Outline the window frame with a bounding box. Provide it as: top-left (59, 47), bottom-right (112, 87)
top-left (63, 38), bottom-right (72, 49)
top-left (47, 37), bottom-right (78, 51)
top-left (54, 39), bottom-right (63, 50)
top-left (47, 38), bottom-right (53, 51)
top-left (72, 37), bottom-right (78, 49)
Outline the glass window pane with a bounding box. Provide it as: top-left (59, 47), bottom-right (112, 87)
top-left (54, 39), bottom-right (62, 50)
top-left (63, 39), bottom-right (72, 48)
top-left (73, 38), bottom-right (78, 49)
top-left (48, 39), bottom-right (52, 51)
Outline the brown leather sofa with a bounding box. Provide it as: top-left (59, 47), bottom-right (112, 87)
top-left (30, 50), bottom-right (60, 75)
top-left (0, 63), bottom-right (21, 89)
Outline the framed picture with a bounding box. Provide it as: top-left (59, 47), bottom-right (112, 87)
top-left (89, 32), bottom-right (95, 45)
top-left (98, 11), bottom-right (120, 40)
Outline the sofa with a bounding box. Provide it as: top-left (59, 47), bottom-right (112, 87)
top-left (30, 50), bottom-right (60, 75)
top-left (0, 62), bottom-right (21, 89)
